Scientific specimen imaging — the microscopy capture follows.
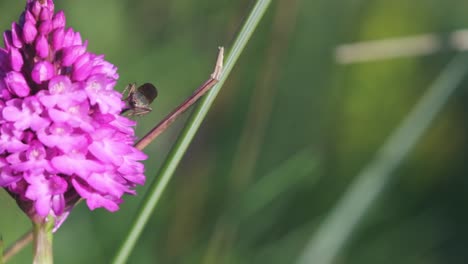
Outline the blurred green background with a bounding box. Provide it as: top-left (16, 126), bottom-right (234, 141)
top-left (2, 0), bottom-right (468, 263)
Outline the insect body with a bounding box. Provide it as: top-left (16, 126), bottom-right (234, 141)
top-left (121, 83), bottom-right (158, 116)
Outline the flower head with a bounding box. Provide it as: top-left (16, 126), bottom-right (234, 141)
top-left (0, 0), bottom-right (147, 228)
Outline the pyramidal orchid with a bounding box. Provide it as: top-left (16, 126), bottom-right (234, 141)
top-left (0, 0), bottom-right (147, 247)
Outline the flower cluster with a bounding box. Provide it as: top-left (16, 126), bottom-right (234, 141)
top-left (0, 0), bottom-right (146, 226)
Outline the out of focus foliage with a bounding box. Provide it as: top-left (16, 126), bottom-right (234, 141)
top-left (2, 0), bottom-right (468, 263)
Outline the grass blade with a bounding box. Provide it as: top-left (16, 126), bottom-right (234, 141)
top-left (112, 1), bottom-right (273, 263)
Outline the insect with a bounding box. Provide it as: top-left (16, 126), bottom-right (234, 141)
top-left (121, 82), bottom-right (158, 116)
top-left (123, 47), bottom-right (223, 148)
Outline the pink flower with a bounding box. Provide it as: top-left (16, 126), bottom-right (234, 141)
top-left (0, 0), bottom-right (146, 229)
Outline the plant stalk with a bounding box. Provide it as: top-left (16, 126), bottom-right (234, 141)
top-left (32, 217), bottom-right (54, 264)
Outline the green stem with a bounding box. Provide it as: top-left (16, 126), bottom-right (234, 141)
top-left (32, 217), bottom-right (54, 264)
top-left (111, 0), bottom-right (272, 263)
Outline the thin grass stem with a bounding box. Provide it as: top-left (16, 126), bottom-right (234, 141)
top-left (111, 0), bottom-right (273, 263)
top-left (3, 232), bottom-right (33, 263)
top-left (335, 30), bottom-right (468, 63)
